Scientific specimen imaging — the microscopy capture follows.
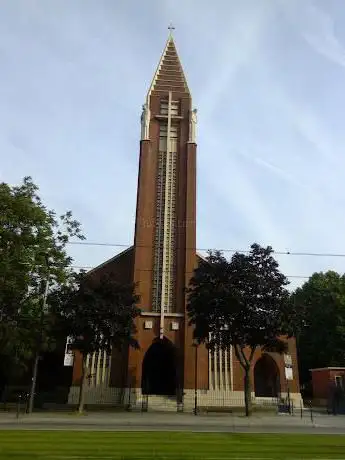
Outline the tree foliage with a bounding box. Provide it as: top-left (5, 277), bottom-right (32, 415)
top-left (50, 272), bottom-right (141, 413)
top-left (293, 271), bottom-right (345, 384)
top-left (187, 243), bottom-right (294, 415)
top-left (0, 176), bottom-right (84, 381)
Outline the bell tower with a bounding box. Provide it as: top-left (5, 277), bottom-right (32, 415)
top-left (130, 32), bottom-right (197, 391)
top-left (133, 34), bottom-right (197, 328)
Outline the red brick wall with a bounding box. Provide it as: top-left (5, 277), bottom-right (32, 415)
top-left (132, 93), bottom-right (194, 319)
top-left (231, 338), bottom-right (300, 395)
top-left (182, 140), bottom-right (198, 390)
top-left (127, 314), bottom-right (186, 389)
top-left (130, 89), bottom-right (197, 390)
top-left (71, 248), bottom-right (134, 385)
top-left (71, 351), bottom-right (83, 385)
top-left (71, 246), bottom-right (301, 396)
top-left (90, 248), bottom-right (134, 285)
top-left (132, 138), bottom-right (157, 311)
top-left (312, 369), bottom-right (345, 399)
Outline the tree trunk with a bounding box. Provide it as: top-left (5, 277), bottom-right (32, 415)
top-left (27, 351), bottom-right (40, 414)
top-left (244, 367), bottom-right (252, 417)
top-left (234, 345), bottom-right (256, 417)
top-left (78, 355), bottom-right (87, 414)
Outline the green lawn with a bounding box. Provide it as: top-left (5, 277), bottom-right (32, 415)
top-left (0, 431), bottom-right (345, 459)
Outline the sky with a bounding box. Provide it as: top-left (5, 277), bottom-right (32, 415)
top-left (1, 0), bottom-right (345, 289)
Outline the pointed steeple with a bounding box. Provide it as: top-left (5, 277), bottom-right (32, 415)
top-left (147, 34), bottom-right (190, 98)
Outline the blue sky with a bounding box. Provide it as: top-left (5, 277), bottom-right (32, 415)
top-left (1, 0), bottom-right (345, 288)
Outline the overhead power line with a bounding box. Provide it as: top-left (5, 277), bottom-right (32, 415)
top-left (69, 265), bottom-right (310, 280)
top-left (67, 241), bottom-right (345, 258)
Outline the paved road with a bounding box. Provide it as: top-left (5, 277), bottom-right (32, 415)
top-left (0, 411), bottom-right (345, 434)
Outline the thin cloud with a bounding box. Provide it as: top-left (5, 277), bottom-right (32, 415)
top-left (282, 0), bottom-right (345, 68)
top-left (236, 150), bottom-right (306, 190)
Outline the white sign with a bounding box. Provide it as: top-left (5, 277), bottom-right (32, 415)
top-left (285, 367), bottom-right (293, 380)
top-left (64, 352), bottom-right (74, 367)
top-left (63, 336), bottom-right (74, 366)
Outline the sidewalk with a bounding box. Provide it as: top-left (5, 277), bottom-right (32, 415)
top-left (0, 410), bottom-right (344, 432)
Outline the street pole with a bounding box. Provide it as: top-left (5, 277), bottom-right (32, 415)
top-left (194, 343), bottom-right (198, 415)
top-left (27, 266), bottom-right (50, 414)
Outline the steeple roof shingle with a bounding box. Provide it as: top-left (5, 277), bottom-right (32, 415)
top-left (147, 36), bottom-right (190, 97)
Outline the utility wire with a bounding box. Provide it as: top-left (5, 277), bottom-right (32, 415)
top-left (69, 265), bottom-right (310, 280)
top-left (67, 241), bottom-right (345, 258)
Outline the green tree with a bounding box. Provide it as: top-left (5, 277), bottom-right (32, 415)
top-left (293, 271), bottom-right (345, 385)
top-left (0, 177), bottom-right (84, 394)
top-left (187, 244), bottom-right (294, 416)
top-left (50, 272), bottom-right (140, 413)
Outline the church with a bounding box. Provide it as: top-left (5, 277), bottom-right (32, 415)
top-left (68, 33), bottom-right (302, 410)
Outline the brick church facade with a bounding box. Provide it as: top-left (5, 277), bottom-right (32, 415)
top-left (69, 34), bottom-right (301, 410)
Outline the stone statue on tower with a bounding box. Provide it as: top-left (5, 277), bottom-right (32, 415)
top-left (141, 103), bottom-right (150, 140)
top-left (189, 108), bottom-right (197, 143)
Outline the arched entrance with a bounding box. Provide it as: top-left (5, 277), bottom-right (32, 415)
top-left (141, 337), bottom-right (177, 396)
top-left (254, 354), bottom-right (280, 397)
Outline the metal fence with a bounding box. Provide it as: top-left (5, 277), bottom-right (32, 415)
top-left (2, 384), bottom-right (345, 417)
top-left (125, 389), bottom-right (294, 415)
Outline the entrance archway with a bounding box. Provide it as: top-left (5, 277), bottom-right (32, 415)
top-left (141, 337), bottom-right (177, 396)
top-left (254, 354), bottom-right (280, 397)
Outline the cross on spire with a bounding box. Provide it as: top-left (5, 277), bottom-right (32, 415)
top-left (168, 23), bottom-right (175, 37)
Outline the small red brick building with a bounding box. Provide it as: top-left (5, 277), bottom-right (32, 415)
top-left (68, 33), bottom-right (302, 410)
top-left (311, 367), bottom-right (345, 405)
